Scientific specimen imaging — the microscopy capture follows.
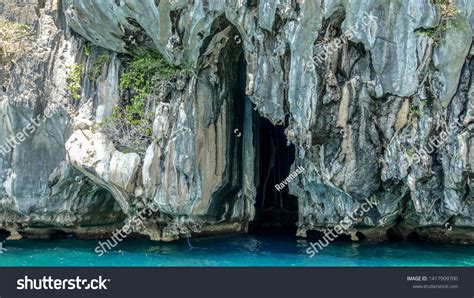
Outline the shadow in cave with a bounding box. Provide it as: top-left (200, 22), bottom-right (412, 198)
top-left (47, 229), bottom-right (75, 239)
top-left (0, 229), bottom-right (10, 241)
top-left (249, 115), bottom-right (299, 235)
top-left (206, 32), bottom-right (247, 220)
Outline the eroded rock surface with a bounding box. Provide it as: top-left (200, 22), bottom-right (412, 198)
top-left (0, 0), bottom-right (473, 243)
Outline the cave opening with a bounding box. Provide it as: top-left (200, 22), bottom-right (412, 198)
top-left (47, 229), bottom-right (74, 239)
top-left (250, 115), bottom-right (299, 235)
top-left (0, 229), bottom-right (10, 240)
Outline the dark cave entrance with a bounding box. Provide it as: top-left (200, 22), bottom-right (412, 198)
top-left (0, 229), bottom-right (10, 240)
top-left (250, 115), bottom-right (299, 235)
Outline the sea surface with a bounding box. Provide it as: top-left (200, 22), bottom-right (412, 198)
top-left (0, 235), bottom-right (473, 266)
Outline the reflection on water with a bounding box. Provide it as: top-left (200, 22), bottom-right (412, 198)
top-left (147, 245), bottom-right (175, 255)
top-left (347, 243), bottom-right (361, 258)
top-left (0, 235), bottom-right (472, 267)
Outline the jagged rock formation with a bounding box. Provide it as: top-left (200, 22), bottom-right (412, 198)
top-left (0, 0), bottom-right (473, 244)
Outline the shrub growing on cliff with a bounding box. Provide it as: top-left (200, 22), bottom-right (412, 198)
top-left (119, 51), bottom-right (187, 125)
top-left (88, 54), bottom-right (110, 81)
top-left (83, 41), bottom-right (92, 57)
top-left (103, 50), bottom-right (191, 155)
top-left (0, 17), bottom-right (32, 56)
top-left (66, 64), bottom-right (83, 101)
top-left (416, 0), bottom-right (460, 43)
top-left (411, 106), bottom-right (423, 118)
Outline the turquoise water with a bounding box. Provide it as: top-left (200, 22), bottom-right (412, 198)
top-left (0, 235), bottom-right (472, 266)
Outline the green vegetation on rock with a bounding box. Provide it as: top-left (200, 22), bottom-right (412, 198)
top-left (117, 52), bottom-right (179, 128)
top-left (103, 50), bottom-right (192, 155)
top-left (83, 41), bottom-right (92, 57)
top-left (0, 17), bottom-right (32, 55)
top-left (420, 99), bottom-right (432, 106)
top-left (66, 63), bottom-right (83, 101)
top-left (118, 51), bottom-right (192, 125)
top-left (416, 0), bottom-right (460, 43)
top-left (88, 54), bottom-right (110, 81)
top-left (411, 106), bottom-right (423, 118)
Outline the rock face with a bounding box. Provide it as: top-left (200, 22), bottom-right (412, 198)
top-left (0, 0), bottom-right (473, 244)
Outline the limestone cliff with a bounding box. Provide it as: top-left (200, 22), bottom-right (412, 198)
top-left (0, 0), bottom-right (473, 243)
